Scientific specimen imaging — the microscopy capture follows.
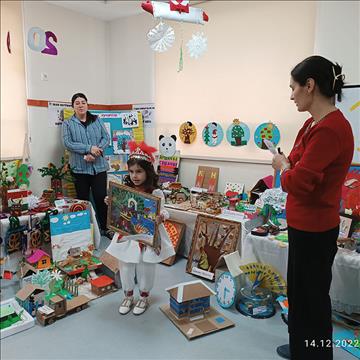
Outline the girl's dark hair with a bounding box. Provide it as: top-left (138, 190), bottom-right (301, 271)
top-left (291, 56), bottom-right (345, 102)
top-left (71, 92), bottom-right (97, 122)
top-left (123, 158), bottom-right (159, 193)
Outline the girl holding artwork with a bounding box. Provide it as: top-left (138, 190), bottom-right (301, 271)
top-left (105, 141), bottom-right (175, 315)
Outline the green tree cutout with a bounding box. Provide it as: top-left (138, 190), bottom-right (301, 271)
top-left (203, 126), bottom-right (210, 144)
top-left (260, 124), bottom-right (274, 149)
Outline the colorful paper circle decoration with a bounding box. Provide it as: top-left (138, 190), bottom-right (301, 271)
top-left (254, 122), bottom-right (280, 149)
top-left (226, 119), bottom-right (250, 147)
top-left (202, 122), bottom-right (223, 147)
top-left (179, 121), bottom-right (197, 144)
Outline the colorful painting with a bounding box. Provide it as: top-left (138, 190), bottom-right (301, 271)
top-left (254, 122), bottom-right (280, 150)
top-left (162, 220), bottom-right (185, 266)
top-left (179, 121), bottom-right (197, 144)
top-left (186, 215), bottom-right (241, 281)
top-left (106, 154), bottom-right (128, 172)
top-left (50, 210), bottom-right (93, 262)
top-left (224, 182), bottom-right (245, 198)
top-left (107, 182), bottom-right (160, 248)
top-left (339, 214), bottom-right (355, 238)
top-left (226, 119), bottom-right (250, 147)
top-left (202, 122), bottom-right (223, 147)
top-left (113, 130), bottom-right (133, 154)
top-left (341, 164), bottom-right (360, 216)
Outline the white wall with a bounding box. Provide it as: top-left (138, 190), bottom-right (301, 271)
top-left (108, 13), bottom-right (156, 146)
top-left (315, 1), bottom-right (360, 84)
top-left (23, 0), bottom-right (108, 195)
top-left (1, 1), bottom-right (28, 159)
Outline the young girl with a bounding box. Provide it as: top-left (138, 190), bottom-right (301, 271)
top-left (105, 141), bottom-right (175, 316)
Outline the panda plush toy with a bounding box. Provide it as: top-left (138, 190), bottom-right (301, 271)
top-left (158, 135), bottom-right (179, 179)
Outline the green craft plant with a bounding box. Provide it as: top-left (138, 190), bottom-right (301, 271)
top-left (38, 157), bottom-right (72, 180)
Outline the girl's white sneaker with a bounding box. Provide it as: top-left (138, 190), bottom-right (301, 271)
top-left (119, 296), bottom-right (134, 315)
top-left (133, 297), bottom-right (148, 315)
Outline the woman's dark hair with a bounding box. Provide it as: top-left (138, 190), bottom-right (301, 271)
top-left (71, 92), bottom-right (97, 122)
top-left (291, 56), bottom-right (345, 102)
top-left (123, 158), bottom-right (159, 193)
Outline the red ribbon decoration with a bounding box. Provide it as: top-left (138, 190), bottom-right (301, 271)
top-left (169, 0), bottom-right (189, 14)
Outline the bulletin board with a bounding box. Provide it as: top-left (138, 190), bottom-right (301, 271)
top-left (90, 110), bottom-right (145, 178)
top-left (336, 85), bottom-right (360, 164)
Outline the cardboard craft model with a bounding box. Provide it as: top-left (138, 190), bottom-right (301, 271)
top-left (160, 280), bottom-right (234, 340)
top-left (142, 1), bottom-right (209, 24)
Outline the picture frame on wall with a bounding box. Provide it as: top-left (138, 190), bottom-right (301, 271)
top-left (161, 220), bottom-right (186, 266)
top-left (186, 215), bottom-right (241, 281)
top-left (107, 182), bottom-right (160, 248)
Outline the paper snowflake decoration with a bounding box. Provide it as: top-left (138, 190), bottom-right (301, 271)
top-left (51, 269), bottom-right (63, 281)
top-left (147, 21), bottom-right (175, 53)
top-left (186, 32), bottom-right (207, 59)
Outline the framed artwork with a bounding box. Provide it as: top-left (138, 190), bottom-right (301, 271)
top-left (254, 122), bottom-right (280, 149)
top-left (195, 166), bottom-right (219, 192)
top-left (161, 220), bottom-right (186, 266)
top-left (224, 182), bottom-right (245, 198)
top-left (202, 122), bottom-right (223, 147)
top-left (339, 214), bottom-right (355, 238)
top-left (186, 215), bottom-right (241, 281)
top-left (179, 121), bottom-right (197, 144)
top-left (226, 119), bottom-right (250, 147)
top-left (50, 210), bottom-right (93, 262)
top-left (107, 182), bottom-right (160, 248)
top-left (112, 130), bottom-right (132, 154)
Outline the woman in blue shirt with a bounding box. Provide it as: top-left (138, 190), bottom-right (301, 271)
top-left (63, 93), bottom-right (110, 236)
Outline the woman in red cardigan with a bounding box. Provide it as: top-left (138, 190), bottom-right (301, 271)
top-left (272, 56), bottom-right (354, 360)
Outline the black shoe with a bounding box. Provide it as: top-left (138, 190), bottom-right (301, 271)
top-left (276, 344), bottom-right (291, 359)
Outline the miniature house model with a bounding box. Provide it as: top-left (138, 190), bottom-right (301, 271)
top-left (15, 284), bottom-right (45, 316)
top-left (166, 280), bottom-right (215, 320)
top-left (26, 249), bottom-right (51, 270)
top-left (90, 275), bottom-right (114, 296)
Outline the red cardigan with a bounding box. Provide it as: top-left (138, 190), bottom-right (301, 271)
top-left (281, 110), bottom-right (354, 232)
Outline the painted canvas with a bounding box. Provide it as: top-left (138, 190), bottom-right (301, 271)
top-left (186, 215), bottom-right (241, 281)
top-left (162, 220), bottom-right (185, 266)
top-left (113, 130), bottom-right (133, 154)
top-left (50, 210), bottom-right (93, 262)
top-left (107, 182), bottom-right (160, 248)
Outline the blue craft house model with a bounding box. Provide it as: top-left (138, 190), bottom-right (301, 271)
top-left (15, 284), bottom-right (45, 317)
top-left (166, 280), bottom-right (215, 320)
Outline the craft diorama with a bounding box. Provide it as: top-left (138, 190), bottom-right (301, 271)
top-left (50, 210), bottom-right (93, 262)
top-left (254, 122), bottom-right (280, 150)
top-left (162, 220), bottom-right (185, 266)
top-left (179, 121), bottom-right (197, 144)
top-left (202, 122), bottom-right (223, 147)
top-left (226, 119), bottom-right (250, 147)
top-left (107, 182), bottom-right (160, 248)
top-left (189, 191), bottom-right (224, 215)
top-left (160, 280), bottom-right (234, 340)
top-left (186, 215), bottom-right (240, 281)
top-left (0, 298), bottom-right (35, 339)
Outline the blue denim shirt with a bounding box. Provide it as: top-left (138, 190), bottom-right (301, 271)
top-left (62, 115), bottom-right (110, 175)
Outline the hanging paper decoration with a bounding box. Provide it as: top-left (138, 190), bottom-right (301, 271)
top-left (254, 122), bottom-right (281, 150)
top-left (179, 121), bottom-right (197, 144)
top-left (186, 32), bottom-right (207, 59)
top-left (142, 1), bottom-right (209, 24)
top-left (202, 122), bottom-right (224, 147)
top-left (7, 32), bottom-right (11, 54)
top-left (226, 119), bottom-right (250, 147)
top-left (147, 21), bottom-right (175, 53)
top-left (178, 41), bottom-right (183, 72)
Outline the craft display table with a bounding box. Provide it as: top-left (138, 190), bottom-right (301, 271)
top-left (165, 204), bottom-right (250, 258)
top-left (242, 233), bottom-right (360, 314)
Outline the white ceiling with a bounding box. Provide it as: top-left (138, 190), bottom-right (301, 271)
top-left (46, 1), bottom-right (145, 21)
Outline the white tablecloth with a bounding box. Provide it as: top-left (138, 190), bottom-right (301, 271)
top-left (242, 233), bottom-right (360, 314)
